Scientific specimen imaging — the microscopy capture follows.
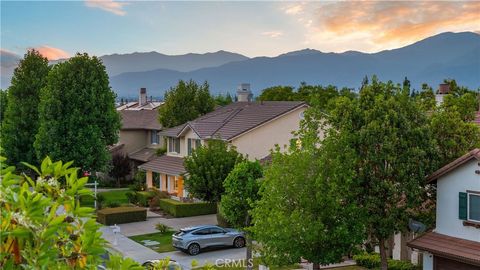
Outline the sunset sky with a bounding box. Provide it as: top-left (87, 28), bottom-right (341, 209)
top-left (1, 1), bottom-right (479, 60)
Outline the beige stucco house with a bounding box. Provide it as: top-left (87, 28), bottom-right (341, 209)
top-left (111, 88), bottom-right (164, 169)
top-left (138, 86), bottom-right (308, 198)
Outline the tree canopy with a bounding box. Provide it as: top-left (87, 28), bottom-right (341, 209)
top-left (184, 140), bottom-right (244, 203)
top-left (158, 80), bottom-right (215, 128)
top-left (34, 53), bottom-right (120, 173)
top-left (322, 77), bottom-right (437, 269)
top-left (1, 50), bottom-right (49, 168)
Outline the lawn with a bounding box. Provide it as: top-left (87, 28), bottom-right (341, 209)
top-left (80, 189), bottom-right (131, 207)
top-left (129, 231), bottom-right (176, 253)
top-left (324, 266), bottom-right (365, 270)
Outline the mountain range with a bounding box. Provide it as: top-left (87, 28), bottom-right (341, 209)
top-left (1, 32), bottom-right (479, 97)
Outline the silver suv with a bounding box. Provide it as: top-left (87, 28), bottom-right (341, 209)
top-left (172, 225), bottom-right (245, 255)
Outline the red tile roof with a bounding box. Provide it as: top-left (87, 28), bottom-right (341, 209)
top-left (138, 155), bottom-right (186, 175)
top-left (427, 148), bottom-right (480, 183)
top-left (407, 232), bottom-right (480, 266)
top-left (160, 101), bottom-right (307, 141)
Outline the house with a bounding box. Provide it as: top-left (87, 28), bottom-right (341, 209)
top-left (407, 149), bottom-right (480, 270)
top-left (138, 84), bottom-right (309, 198)
top-left (112, 88), bottom-right (164, 169)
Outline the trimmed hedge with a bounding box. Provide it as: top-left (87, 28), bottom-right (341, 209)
top-left (97, 206), bottom-right (147, 225)
top-left (158, 199), bottom-right (217, 217)
top-left (353, 253), bottom-right (420, 270)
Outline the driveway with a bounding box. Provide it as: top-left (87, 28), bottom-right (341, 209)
top-left (118, 211), bottom-right (217, 237)
top-left (162, 248), bottom-right (247, 269)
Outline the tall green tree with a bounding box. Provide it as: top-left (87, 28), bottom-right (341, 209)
top-left (1, 50), bottom-right (49, 167)
top-left (324, 77), bottom-right (436, 269)
top-left (214, 93), bottom-right (233, 106)
top-left (258, 86), bottom-right (296, 101)
top-left (158, 80), bottom-right (215, 128)
top-left (184, 140), bottom-right (244, 203)
top-left (221, 161), bottom-right (263, 270)
top-left (0, 89), bottom-right (8, 124)
top-left (35, 53), bottom-right (120, 173)
top-left (252, 122), bottom-right (364, 270)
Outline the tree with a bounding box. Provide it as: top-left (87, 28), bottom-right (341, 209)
top-left (109, 153), bottom-right (131, 187)
top-left (220, 161), bottom-right (263, 270)
top-left (0, 89), bottom-right (7, 124)
top-left (214, 93), bottom-right (233, 106)
top-left (258, 86), bottom-right (295, 101)
top-left (0, 155), bottom-right (143, 269)
top-left (324, 77), bottom-right (436, 269)
top-left (184, 139), bottom-right (244, 203)
top-left (158, 80), bottom-right (215, 128)
top-left (252, 123), bottom-right (364, 270)
top-left (415, 84), bottom-right (436, 111)
top-left (1, 50), bottom-right (49, 168)
top-left (34, 53), bottom-right (120, 173)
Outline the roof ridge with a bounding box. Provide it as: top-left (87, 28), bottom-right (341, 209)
top-left (210, 107), bottom-right (245, 138)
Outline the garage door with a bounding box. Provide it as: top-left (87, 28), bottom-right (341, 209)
top-left (434, 256), bottom-right (480, 270)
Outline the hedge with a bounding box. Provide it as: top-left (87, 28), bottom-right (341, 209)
top-left (353, 253), bottom-right (420, 270)
top-left (97, 206), bottom-right (147, 225)
top-left (158, 199), bottom-right (217, 217)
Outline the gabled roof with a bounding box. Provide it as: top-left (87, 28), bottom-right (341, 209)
top-left (160, 101), bottom-right (307, 141)
top-left (427, 148), bottom-right (480, 183)
top-left (407, 232), bottom-right (480, 266)
top-left (138, 155), bottom-right (186, 175)
top-left (120, 109), bottom-right (162, 130)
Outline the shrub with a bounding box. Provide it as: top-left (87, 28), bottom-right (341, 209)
top-left (96, 193), bottom-right (106, 209)
top-left (156, 147), bottom-right (167, 156)
top-left (158, 199), bottom-right (217, 217)
top-left (129, 170), bottom-right (147, 191)
top-left (97, 207), bottom-right (147, 225)
top-left (106, 201), bottom-right (121, 208)
top-left (155, 223), bottom-right (170, 233)
top-left (126, 191), bottom-right (154, 207)
top-left (149, 188), bottom-right (170, 209)
top-left (353, 253), bottom-right (420, 270)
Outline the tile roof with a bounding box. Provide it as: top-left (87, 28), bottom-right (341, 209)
top-left (407, 232), bottom-right (480, 266)
top-left (120, 109), bottom-right (162, 130)
top-left (129, 147), bottom-right (157, 162)
top-left (138, 155), bottom-right (186, 175)
top-left (427, 148), bottom-right (480, 183)
top-left (116, 101), bottom-right (163, 111)
top-left (160, 101), bottom-right (307, 140)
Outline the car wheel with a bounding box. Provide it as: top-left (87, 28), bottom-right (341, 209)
top-left (233, 237), bottom-right (245, 248)
top-left (188, 243), bottom-right (200, 255)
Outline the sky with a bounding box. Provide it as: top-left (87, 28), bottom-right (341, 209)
top-left (1, 1), bottom-right (479, 60)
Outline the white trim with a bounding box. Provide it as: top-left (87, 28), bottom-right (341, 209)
top-left (177, 123), bottom-right (202, 138)
top-left (228, 104), bottom-right (308, 141)
top-left (467, 192), bottom-right (480, 222)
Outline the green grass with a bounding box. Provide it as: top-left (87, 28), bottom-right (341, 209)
top-left (129, 231), bottom-right (176, 253)
top-left (324, 266), bottom-right (365, 270)
top-left (80, 189), bottom-right (131, 207)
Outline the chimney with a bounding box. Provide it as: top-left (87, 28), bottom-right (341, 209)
top-left (435, 83), bottom-right (451, 106)
top-left (236, 83), bottom-right (253, 102)
top-left (139, 88), bottom-right (147, 106)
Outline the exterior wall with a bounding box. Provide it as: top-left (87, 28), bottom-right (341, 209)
top-left (435, 159), bottom-right (480, 241)
top-left (422, 252), bottom-right (433, 270)
top-left (231, 106), bottom-right (311, 160)
top-left (118, 130), bottom-right (148, 154)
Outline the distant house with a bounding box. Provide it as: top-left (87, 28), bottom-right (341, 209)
top-left (112, 88), bottom-right (164, 170)
top-left (408, 149), bottom-right (480, 269)
top-left (138, 84), bottom-right (309, 198)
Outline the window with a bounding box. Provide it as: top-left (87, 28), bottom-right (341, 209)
top-left (168, 137), bottom-right (180, 153)
top-left (187, 138), bottom-right (202, 155)
top-left (188, 139), bottom-right (192, 155)
top-left (174, 177), bottom-right (179, 191)
top-left (192, 229), bottom-right (210, 235)
top-left (195, 139), bottom-right (202, 148)
top-left (468, 193), bottom-right (480, 222)
top-left (209, 227), bottom-right (225, 234)
top-left (150, 130), bottom-right (159, 144)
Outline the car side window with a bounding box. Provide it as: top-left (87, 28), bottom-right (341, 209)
top-left (192, 229), bottom-right (210, 235)
top-left (209, 227), bottom-right (225, 234)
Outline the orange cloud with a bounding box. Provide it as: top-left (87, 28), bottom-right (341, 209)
top-left (290, 1), bottom-right (480, 52)
top-left (85, 0), bottom-right (127, 16)
top-left (311, 1), bottom-right (480, 51)
top-left (34, 46), bottom-right (70, 60)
